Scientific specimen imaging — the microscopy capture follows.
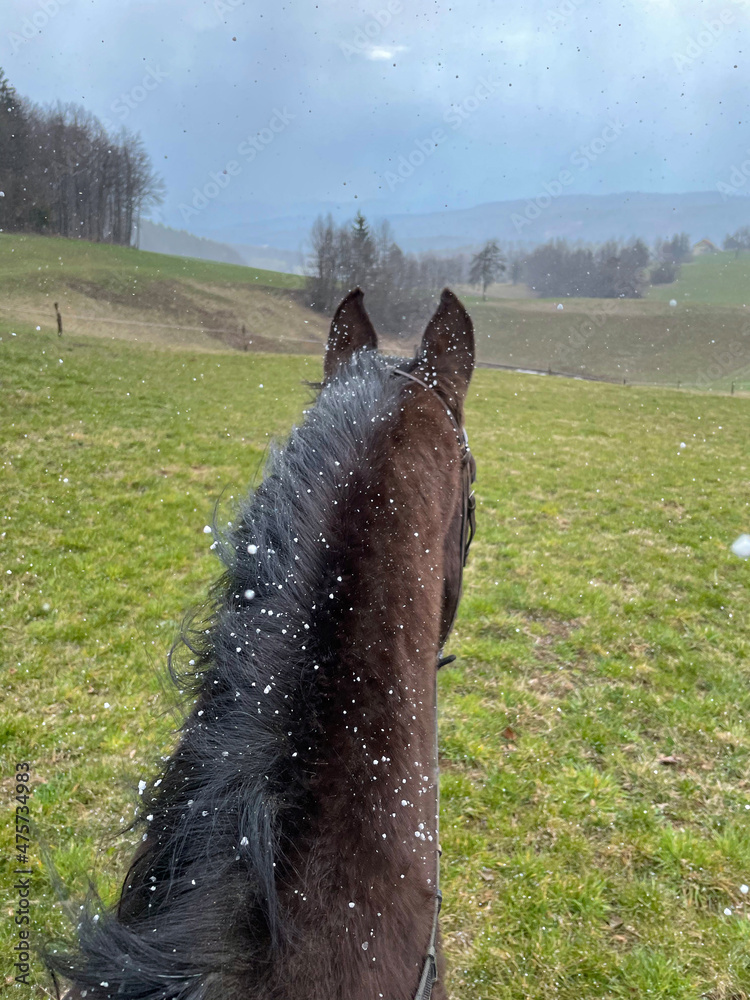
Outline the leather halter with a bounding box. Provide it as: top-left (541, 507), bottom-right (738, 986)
top-left (392, 367), bottom-right (476, 1000)
top-left (393, 368), bottom-right (476, 638)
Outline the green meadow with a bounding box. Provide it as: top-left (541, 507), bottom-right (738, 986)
top-left (648, 251), bottom-right (750, 308)
top-left (3, 234), bottom-right (749, 390)
top-left (2, 324), bottom-right (749, 999)
top-left (0, 232), bottom-right (305, 296)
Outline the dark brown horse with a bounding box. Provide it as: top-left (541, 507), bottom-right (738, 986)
top-left (55, 288), bottom-right (475, 1000)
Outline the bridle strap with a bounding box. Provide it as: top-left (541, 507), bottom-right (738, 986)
top-left (412, 662), bottom-right (442, 1000)
top-left (392, 366), bottom-right (476, 1000)
top-left (392, 368), bottom-right (465, 453)
top-left (393, 368), bottom-right (476, 632)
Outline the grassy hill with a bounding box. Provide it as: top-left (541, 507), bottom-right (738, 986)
top-left (2, 235), bottom-right (750, 388)
top-left (2, 329), bottom-right (750, 999)
top-left (648, 251), bottom-right (750, 307)
top-left (453, 251), bottom-right (750, 389)
top-left (0, 233), bottom-right (321, 353)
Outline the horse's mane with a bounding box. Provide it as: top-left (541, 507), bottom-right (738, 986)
top-left (51, 350), bottom-right (415, 999)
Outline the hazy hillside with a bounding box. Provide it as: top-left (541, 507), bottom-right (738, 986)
top-left (140, 221), bottom-right (306, 275)
top-left (138, 221), bottom-right (246, 266)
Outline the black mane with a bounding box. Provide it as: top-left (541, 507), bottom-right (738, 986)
top-left (53, 350), bottom-right (414, 998)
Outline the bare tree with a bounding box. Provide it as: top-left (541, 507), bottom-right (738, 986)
top-left (724, 227), bottom-right (750, 258)
top-left (521, 238), bottom-right (651, 298)
top-left (0, 68), bottom-right (163, 245)
top-left (306, 213), bottom-right (466, 337)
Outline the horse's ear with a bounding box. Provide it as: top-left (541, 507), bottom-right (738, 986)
top-left (416, 288), bottom-right (475, 408)
top-left (324, 288), bottom-right (378, 381)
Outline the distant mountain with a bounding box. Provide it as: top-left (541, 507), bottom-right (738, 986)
top-left (385, 192), bottom-right (750, 252)
top-left (194, 191), bottom-right (750, 254)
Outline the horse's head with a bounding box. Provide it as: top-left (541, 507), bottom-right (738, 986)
top-left (323, 286), bottom-right (476, 656)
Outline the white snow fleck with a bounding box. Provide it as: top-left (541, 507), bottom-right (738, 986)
top-left (240, 836), bottom-right (249, 846)
top-left (669, 299), bottom-right (677, 307)
top-left (203, 525), bottom-right (212, 534)
top-left (264, 684), bottom-right (272, 694)
top-left (741, 884), bottom-right (749, 894)
top-left (731, 534), bottom-right (750, 559)
top-left (724, 907), bottom-right (733, 916)
top-left (348, 901), bottom-right (355, 908)
top-left (137, 780), bottom-right (147, 795)
top-left (247, 544), bottom-right (258, 554)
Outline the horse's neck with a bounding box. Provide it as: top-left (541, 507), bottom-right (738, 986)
top-left (277, 498), bottom-right (442, 995)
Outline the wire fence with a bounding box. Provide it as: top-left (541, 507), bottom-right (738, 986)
top-left (474, 360), bottom-right (747, 395)
top-left (5, 308), bottom-right (747, 395)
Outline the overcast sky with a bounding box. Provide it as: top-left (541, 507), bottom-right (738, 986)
top-left (3, 0), bottom-right (749, 236)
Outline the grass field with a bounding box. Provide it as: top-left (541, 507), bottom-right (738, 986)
top-left (454, 252), bottom-right (750, 388)
top-left (648, 252), bottom-right (750, 308)
top-left (462, 297), bottom-right (750, 389)
top-left (3, 235), bottom-right (750, 388)
top-left (0, 232), bottom-right (305, 293)
top-left (0, 234), bottom-right (322, 354)
top-left (2, 324), bottom-right (750, 999)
